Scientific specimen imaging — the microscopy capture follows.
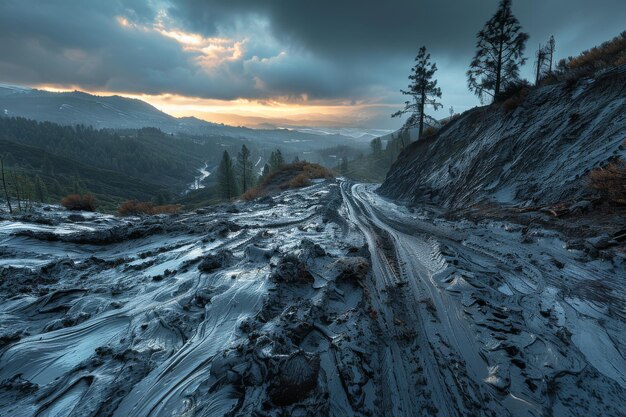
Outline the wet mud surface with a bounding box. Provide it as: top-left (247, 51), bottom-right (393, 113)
top-left (0, 181), bottom-right (624, 416)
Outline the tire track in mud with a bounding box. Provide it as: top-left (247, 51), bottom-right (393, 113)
top-left (341, 182), bottom-right (492, 417)
top-left (343, 182), bottom-right (626, 417)
top-left (1, 181), bottom-right (624, 416)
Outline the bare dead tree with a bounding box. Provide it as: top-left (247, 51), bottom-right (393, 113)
top-left (11, 169), bottom-right (22, 212)
top-left (535, 36), bottom-right (556, 84)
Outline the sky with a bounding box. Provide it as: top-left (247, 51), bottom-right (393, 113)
top-left (1, 0), bottom-right (624, 130)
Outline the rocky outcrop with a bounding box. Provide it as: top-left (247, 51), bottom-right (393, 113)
top-left (379, 65), bottom-right (626, 208)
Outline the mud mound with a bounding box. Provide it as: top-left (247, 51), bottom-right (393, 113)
top-left (268, 351), bottom-right (320, 406)
top-left (198, 250), bottom-right (234, 272)
top-left (270, 254), bottom-right (314, 284)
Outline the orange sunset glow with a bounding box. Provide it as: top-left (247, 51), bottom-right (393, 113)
top-left (33, 85), bottom-right (396, 127)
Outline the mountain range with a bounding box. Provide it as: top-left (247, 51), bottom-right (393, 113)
top-left (0, 84), bottom-right (378, 147)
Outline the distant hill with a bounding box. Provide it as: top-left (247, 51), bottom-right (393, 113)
top-left (0, 85), bottom-right (369, 155)
top-left (0, 84), bottom-right (197, 132)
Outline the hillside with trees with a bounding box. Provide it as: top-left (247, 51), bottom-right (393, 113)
top-left (0, 117), bottom-right (223, 210)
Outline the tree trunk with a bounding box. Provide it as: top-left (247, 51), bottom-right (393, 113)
top-left (535, 49), bottom-right (543, 85)
top-left (242, 162), bottom-right (247, 192)
top-left (495, 40), bottom-right (503, 100)
top-left (12, 170), bottom-right (21, 211)
top-left (0, 158), bottom-right (12, 214)
top-left (418, 95), bottom-right (425, 140)
top-left (418, 82), bottom-right (426, 140)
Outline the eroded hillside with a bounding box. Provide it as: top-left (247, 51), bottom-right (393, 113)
top-left (379, 65), bottom-right (626, 209)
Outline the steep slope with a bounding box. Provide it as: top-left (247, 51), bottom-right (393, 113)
top-left (379, 65), bottom-right (626, 208)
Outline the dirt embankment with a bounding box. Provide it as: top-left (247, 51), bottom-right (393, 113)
top-left (379, 66), bottom-right (626, 211)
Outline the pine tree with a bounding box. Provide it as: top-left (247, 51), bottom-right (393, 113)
top-left (42, 154), bottom-right (53, 175)
top-left (467, 0), bottom-right (529, 102)
top-left (370, 138), bottom-right (383, 157)
top-left (217, 151), bottom-right (237, 199)
top-left (11, 170), bottom-right (22, 212)
top-left (392, 46), bottom-right (443, 139)
top-left (34, 175), bottom-right (48, 203)
top-left (546, 35), bottom-right (555, 73)
top-left (236, 145), bottom-right (255, 193)
top-left (269, 149), bottom-right (284, 172)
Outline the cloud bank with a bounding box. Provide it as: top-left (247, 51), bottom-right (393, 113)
top-left (1, 0), bottom-right (624, 127)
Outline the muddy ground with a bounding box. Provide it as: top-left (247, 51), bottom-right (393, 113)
top-left (0, 180), bottom-right (624, 416)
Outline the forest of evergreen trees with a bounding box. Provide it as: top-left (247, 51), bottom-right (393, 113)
top-left (0, 117), bottom-right (235, 210)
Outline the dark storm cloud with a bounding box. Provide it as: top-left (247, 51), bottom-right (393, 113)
top-left (0, 0), bottom-right (383, 100)
top-left (168, 0), bottom-right (626, 61)
top-left (1, 0), bottom-right (625, 123)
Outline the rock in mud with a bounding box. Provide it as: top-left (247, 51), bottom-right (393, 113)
top-left (268, 351), bottom-right (320, 406)
top-left (0, 331), bottom-right (22, 349)
top-left (271, 255), bottom-right (314, 284)
top-left (198, 250), bottom-right (234, 273)
top-left (586, 234), bottom-right (615, 250)
top-left (328, 256), bottom-right (370, 282)
top-left (300, 238), bottom-right (326, 257)
top-left (0, 375), bottom-right (38, 395)
top-left (66, 213), bottom-right (86, 222)
top-left (213, 220), bottom-right (241, 237)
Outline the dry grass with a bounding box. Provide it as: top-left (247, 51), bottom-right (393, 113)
top-left (61, 194), bottom-right (98, 211)
top-left (562, 31), bottom-right (626, 72)
top-left (118, 200), bottom-right (181, 216)
top-left (542, 31), bottom-right (626, 85)
top-left (503, 90), bottom-right (530, 112)
top-left (262, 161), bottom-right (333, 188)
top-left (242, 188), bottom-right (263, 201)
top-left (589, 159), bottom-right (626, 205)
top-left (288, 173), bottom-right (312, 188)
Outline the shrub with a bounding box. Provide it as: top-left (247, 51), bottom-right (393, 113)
top-left (117, 200), bottom-right (181, 216)
top-left (496, 80), bottom-right (532, 112)
top-left (547, 32), bottom-right (626, 84)
top-left (288, 173), bottom-right (312, 188)
top-left (589, 159), bottom-right (626, 205)
top-left (422, 126), bottom-right (439, 137)
top-left (243, 162), bottom-right (334, 200)
top-left (260, 162), bottom-right (334, 189)
top-left (242, 188), bottom-right (263, 201)
top-left (497, 80), bottom-right (532, 102)
top-left (61, 194), bottom-right (98, 211)
top-left (560, 31), bottom-right (626, 73)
